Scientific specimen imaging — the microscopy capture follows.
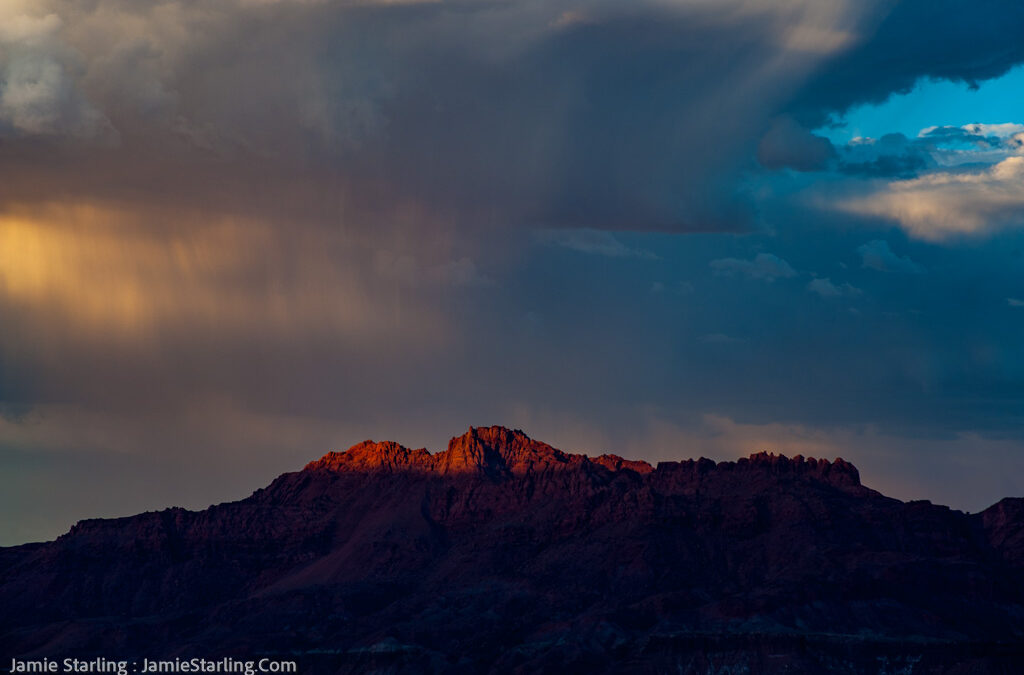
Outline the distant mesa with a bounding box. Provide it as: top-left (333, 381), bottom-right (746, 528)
top-left (2, 426), bottom-right (1023, 673)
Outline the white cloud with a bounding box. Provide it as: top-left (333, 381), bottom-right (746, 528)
top-left (710, 252), bottom-right (797, 281)
top-left (839, 157), bottom-right (1024, 240)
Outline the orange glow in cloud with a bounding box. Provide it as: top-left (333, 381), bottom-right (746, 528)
top-left (0, 203), bottom-right (445, 344)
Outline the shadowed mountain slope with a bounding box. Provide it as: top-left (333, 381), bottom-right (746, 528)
top-left (2, 426), bottom-right (1023, 673)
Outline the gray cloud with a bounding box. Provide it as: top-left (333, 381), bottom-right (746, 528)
top-left (837, 133), bottom-right (935, 178)
top-left (710, 252), bottom-right (797, 281)
top-left (538, 229), bottom-right (658, 259)
top-left (858, 240), bottom-right (926, 273)
top-left (1, 0), bottom-right (1022, 235)
top-left (0, 0), bottom-right (884, 232)
top-left (0, 4), bottom-right (112, 139)
top-left (807, 277), bottom-right (862, 298)
top-left (833, 124), bottom-right (1024, 179)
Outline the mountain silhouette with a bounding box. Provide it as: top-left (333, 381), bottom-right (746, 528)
top-left (2, 426), bottom-right (1023, 673)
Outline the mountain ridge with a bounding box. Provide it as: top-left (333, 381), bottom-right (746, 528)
top-left (302, 424), bottom-right (860, 487)
top-left (2, 426), bottom-right (1023, 674)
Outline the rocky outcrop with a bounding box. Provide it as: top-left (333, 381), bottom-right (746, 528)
top-left (304, 426), bottom-right (647, 477)
top-left (302, 427), bottom-right (862, 485)
top-left (1, 426), bottom-right (1022, 674)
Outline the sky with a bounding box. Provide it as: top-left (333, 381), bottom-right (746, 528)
top-left (2, 0), bottom-right (1024, 545)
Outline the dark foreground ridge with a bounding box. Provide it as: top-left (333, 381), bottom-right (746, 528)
top-left (2, 426), bottom-right (1023, 674)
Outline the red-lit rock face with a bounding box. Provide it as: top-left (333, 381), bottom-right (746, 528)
top-left (2, 427), bottom-right (1022, 672)
top-left (306, 426), bottom-right (604, 476)
top-left (304, 426), bottom-right (862, 485)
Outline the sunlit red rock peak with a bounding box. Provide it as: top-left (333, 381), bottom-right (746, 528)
top-left (303, 425), bottom-right (858, 485)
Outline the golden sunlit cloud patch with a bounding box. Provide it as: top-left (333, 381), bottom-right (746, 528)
top-left (0, 203), bottom-right (444, 344)
top-left (836, 156), bottom-right (1024, 240)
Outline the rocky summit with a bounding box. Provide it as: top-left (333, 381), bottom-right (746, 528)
top-left (2, 426), bottom-right (1023, 674)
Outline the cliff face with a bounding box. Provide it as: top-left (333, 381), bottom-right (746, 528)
top-left (2, 426), bottom-right (1023, 674)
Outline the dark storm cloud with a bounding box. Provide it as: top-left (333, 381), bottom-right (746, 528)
top-left (787, 0), bottom-right (1024, 127)
top-left (0, 0), bottom-right (877, 231)
top-left (757, 117), bottom-right (836, 172)
top-left (3, 0), bottom-right (1023, 230)
top-left (4, 0), bottom-right (1024, 545)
